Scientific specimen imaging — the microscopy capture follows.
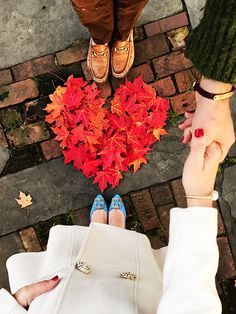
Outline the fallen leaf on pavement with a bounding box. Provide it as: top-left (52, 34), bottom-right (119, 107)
top-left (167, 27), bottom-right (189, 50)
top-left (15, 191), bottom-right (33, 208)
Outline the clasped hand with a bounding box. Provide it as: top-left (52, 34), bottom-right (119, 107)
top-left (179, 78), bottom-right (235, 162)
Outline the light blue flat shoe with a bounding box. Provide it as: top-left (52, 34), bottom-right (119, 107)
top-left (109, 194), bottom-right (126, 220)
top-left (90, 194), bottom-right (108, 221)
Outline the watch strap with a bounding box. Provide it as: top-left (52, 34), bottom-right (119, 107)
top-left (193, 82), bottom-right (235, 100)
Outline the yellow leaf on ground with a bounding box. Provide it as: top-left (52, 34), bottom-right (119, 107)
top-left (15, 191), bottom-right (33, 208)
top-left (55, 86), bottom-right (66, 97)
top-left (130, 157), bottom-right (147, 174)
top-left (153, 128), bottom-right (168, 141)
top-left (167, 27), bottom-right (189, 49)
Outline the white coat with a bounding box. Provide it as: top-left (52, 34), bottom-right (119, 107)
top-left (0, 207), bottom-right (222, 313)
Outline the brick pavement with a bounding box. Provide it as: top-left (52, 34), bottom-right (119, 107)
top-left (0, 10), bottom-right (235, 313)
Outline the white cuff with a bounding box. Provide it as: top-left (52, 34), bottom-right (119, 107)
top-left (0, 289), bottom-right (27, 313)
top-left (169, 206), bottom-right (218, 239)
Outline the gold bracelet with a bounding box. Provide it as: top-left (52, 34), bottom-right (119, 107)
top-left (185, 190), bottom-right (219, 201)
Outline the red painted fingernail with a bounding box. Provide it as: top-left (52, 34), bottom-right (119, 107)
top-left (186, 110), bottom-right (195, 113)
top-left (52, 276), bottom-right (59, 281)
top-left (194, 129), bottom-right (204, 138)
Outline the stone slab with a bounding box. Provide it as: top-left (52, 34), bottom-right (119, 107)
top-left (216, 168), bottom-right (236, 262)
top-left (222, 165), bottom-right (236, 219)
top-left (229, 94), bottom-right (236, 156)
top-left (0, 0), bottom-right (183, 69)
top-left (0, 126), bottom-right (188, 236)
top-left (0, 233), bottom-right (24, 290)
top-left (139, 0), bottom-right (183, 26)
top-left (219, 198), bottom-right (236, 261)
top-left (229, 143), bottom-right (236, 157)
top-left (184, 0), bottom-right (206, 28)
top-left (0, 147), bottom-right (10, 174)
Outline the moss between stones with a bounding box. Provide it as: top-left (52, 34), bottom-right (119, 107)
top-left (7, 127), bottom-right (31, 147)
top-left (0, 109), bottom-right (22, 129)
top-left (0, 90), bottom-right (9, 101)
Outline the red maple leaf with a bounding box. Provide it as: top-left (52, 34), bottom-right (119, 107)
top-left (74, 107), bottom-right (90, 127)
top-left (111, 95), bottom-right (123, 116)
top-left (64, 145), bottom-right (87, 169)
top-left (52, 125), bottom-right (70, 148)
top-left (66, 75), bottom-right (87, 89)
top-left (99, 149), bottom-right (125, 170)
top-left (109, 114), bottom-right (132, 132)
top-left (138, 82), bottom-right (157, 109)
top-left (104, 132), bottom-right (127, 152)
top-left (89, 109), bottom-right (109, 131)
top-left (71, 124), bottom-right (87, 145)
top-left (62, 86), bottom-right (83, 109)
top-left (107, 168), bottom-right (123, 188)
top-left (93, 171), bottom-right (111, 192)
top-left (126, 126), bottom-right (144, 147)
top-left (82, 159), bottom-right (101, 178)
top-left (44, 103), bottom-right (64, 124)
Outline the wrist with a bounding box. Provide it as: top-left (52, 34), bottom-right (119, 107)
top-left (200, 77), bottom-right (232, 94)
top-left (187, 199), bottom-right (213, 208)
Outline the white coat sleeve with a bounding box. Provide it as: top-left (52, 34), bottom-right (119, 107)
top-left (157, 207), bottom-right (222, 314)
top-left (0, 288), bottom-right (27, 313)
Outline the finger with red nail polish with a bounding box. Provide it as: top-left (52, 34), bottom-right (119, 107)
top-left (194, 129), bottom-right (204, 138)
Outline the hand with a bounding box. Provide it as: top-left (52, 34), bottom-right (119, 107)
top-left (14, 276), bottom-right (60, 308)
top-left (182, 129), bottom-right (222, 207)
top-left (179, 78), bottom-right (235, 161)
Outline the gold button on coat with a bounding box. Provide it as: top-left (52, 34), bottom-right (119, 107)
top-left (75, 261), bottom-right (91, 274)
top-left (120, 272), bottom-right (136, 280)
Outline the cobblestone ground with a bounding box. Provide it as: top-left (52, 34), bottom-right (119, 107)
top-left (0, 9), bottom-right (236, 313)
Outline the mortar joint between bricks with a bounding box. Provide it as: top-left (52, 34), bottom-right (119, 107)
top-left (142, 24), bottom-right (148, 38)
top-left (125, 192), bottom-right (142, 222)
top-left (128, 191), bottom-right (145, 233)
top-left (216, 201), bottom-right (227, 234)
top-left (171, 73), bottom-right (181, 96)
top-left (8, 67), bottom-right (15, 83)
top-left (149, 62), bottom-right (159, 81)
top-left (227, 238), bottom-right (236, 267)
top-left (168, 178), bottom-right (181, 208)
top-left (164, 33), bottom-right (173, 51)
top-left (51, 54), bottom-right (59, 67)
top-left (148, 186), bottom-right (164, 223)
top-left (180, 2), bottom-right (193, 31)
top-left (37, 142), bottom-right (48, 162)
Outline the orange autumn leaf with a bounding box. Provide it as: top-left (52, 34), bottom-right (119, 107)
top-left (89, 109), bottom-right (109, 130)
top-left (44, 102), bottom-right (62, 113)
top-left (153, 128), bottom-right (168, 141)
top-left (130, 157), bottom-right (147, 174)
top-left (15, 191), bottom-right (33, 208)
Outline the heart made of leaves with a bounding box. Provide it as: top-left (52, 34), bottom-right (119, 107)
top-left (44, 75), bottom-right (169, 191)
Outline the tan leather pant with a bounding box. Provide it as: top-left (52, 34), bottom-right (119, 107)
top-left (71, 0), bottom-right (149, 44)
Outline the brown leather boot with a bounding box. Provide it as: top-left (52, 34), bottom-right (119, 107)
top-left (87, 39), bottom-right (110, 84)
top-left (111, 30), bottom-right (134, 79)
